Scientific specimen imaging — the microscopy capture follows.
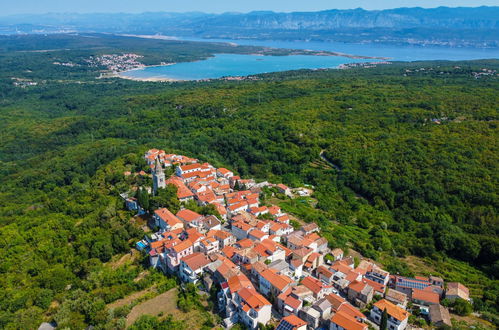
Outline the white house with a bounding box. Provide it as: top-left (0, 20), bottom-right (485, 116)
top-left (179, 252), bottom-right (211, 283)
top-left (235, 288), bottom-right (272, 329)
top-left (370, 299), bottom-right (409, 330)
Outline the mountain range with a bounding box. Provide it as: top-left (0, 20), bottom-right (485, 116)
top-left (1, 7), bottom-right (498, 47)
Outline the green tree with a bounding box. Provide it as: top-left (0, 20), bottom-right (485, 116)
top-left (453, 298), bottom-right (473, 316)
top-left (380, 308), bottom-right (388, 330)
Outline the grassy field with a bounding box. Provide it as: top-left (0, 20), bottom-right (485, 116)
top-left (110, 287), bottom-right (218, 329)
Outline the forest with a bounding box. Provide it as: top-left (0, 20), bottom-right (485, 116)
top-left (0, 34), bottom-right (497, 328)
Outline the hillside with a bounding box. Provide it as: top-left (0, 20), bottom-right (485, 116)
top-left (1, 7), bottom-right (498, 47)
top-left (0, 35), bottom-right (497, 328)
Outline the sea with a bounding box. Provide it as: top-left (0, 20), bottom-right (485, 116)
top-left (120, 37), bottom-right (499, 81)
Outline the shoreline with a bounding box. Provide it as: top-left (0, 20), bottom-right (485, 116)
top-left (109, 53), bottom-right (390, 83)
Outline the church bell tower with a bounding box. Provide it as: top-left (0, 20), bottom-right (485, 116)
top-left (152, 157), bottom-right (166, 195)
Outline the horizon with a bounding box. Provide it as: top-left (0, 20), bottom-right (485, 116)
top-left (2, 0), bottom-right (498, 16)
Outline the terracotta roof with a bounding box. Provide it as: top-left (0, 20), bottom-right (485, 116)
top-left (249, 229), bottom-right (267, 240)
top-left (386, 289), bottom-right (407, 304)
top-left (217, 168), bottom-right (232, 175)
top-left (325, 293), bottom-right (346, 311)
top-left (338, 302), bottom-right (366, 320)
top-left (232, 221), bottom-right (252, 232)
top-left (260, 269), bottom-right (293, 291)
top-left (228, 274), bottom-right (254, 293)
top-left (213, 203), bottom-right (227, 215)
top-left (346, 271), bottom-right (361, 283)
top-left (284, 295), bottom-right (302, 310)
top-left (364, 278), bottom-right (386, 294)
top-left (166, 176), bottom-right (194, 199)
top-left (228, 201), bottom-right (248, 212)
top-left (412, 288), bottom-right (440, 304)
top-left (331, 311), bottom-right (367, 330)
top-left (179, 163), bottom-right (202, 172)
top-left (277, 315), bottom-right (307, 330)
top-left (154, 208), bottom-right (183, 227)
top-left (373, 299), bottom-right (410, 321)
top-left (176, 209), bottom-right (203, 222)
top-left (222, 246), bottom-right (236, 259)
top-left (317, 265), bottom-right (334, 278)
top-left (277, 184), bottom-right (289, 190)
top-left (268, 205), bottom-right (281, 215)
top-left (348, 280), bottom-right (368, 293)
top-left (237, 287), bottom-right (271, 311)
top-left (301, 276), bottom-right (329, 294)
top-left (172, 239), bottom-right (193, 253)
top-left (276, 215), bottom-right (290, 223)
top-left (236, 238), bottom-right (255, 249)
top-left (182, 252), bottom-right (211, 271)
top-left (332, 262), bottom-right (352, 275)
top-left (207, 229), bottom-right (233, 240)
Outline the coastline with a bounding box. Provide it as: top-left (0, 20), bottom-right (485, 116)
top-left (108, 52), bottom-right (389, 82)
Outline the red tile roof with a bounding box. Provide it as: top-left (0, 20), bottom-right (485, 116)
top-left (260, 269), bottom-right (294, 291)
top-left (182, 252), bottom-right (211, 271)
top-left (237, 287), bottom-right (271, 311)
top-left (176, 209), bottom-right (203, 222)
top-left (412, 288), bottom-right (440, 304)
top-left (154, 208), bottom-right (183, 227)
top-left (228, 274), bottom-right (254, 293)
top-left (374, 299), bottom-right (410, 321)
top-left (172, 239), bottom-right (193, 253)
top-left (301, 276), bottom-right (329, 295)
top-left (331, 311), bottom-right (367, 330)
top-left (277, 315), bottom-right (307, 330)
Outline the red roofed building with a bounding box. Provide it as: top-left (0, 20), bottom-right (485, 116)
top-left (301, 276), bottom-right (333, 299)
top-left (347, 280), bottom-right (374, 308)
top-left (235, 288), bottom-right (272, 329)
top-left (231, 221), bottom-right (253, 240)
top-left (412, 288), bottom-right (440, 306)
top-left (330, 310), bottom-right (368, 330)
top-left (166, 176), bottom-right (194, 201)
top-left (179, 252), bottom-right (211, 283)
top-left (154, 208), bottom-right (184, 231)
top-left (228, 274), bottom-right (254, 293)
top-left (166, 239), bottom-right (194, 272)
top-left (277, 315), bottom-right (307, 330)
top-left (258, 268), bottom-right (294, 297)
top-left (277, 184), bottom-right (292, 196)
top-left (176, 209), bottom-right (204, 227)
top-left (248, 228), bottom-right (269, 242)
top-left (217, 167), bottom-right (234, 178)
top-left (371, 299), bottom-right (410, 330)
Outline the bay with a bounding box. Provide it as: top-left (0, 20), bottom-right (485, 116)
top-left (120, 53), bottom-right (373, 81)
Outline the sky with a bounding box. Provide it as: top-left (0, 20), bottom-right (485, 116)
top-left (2, 0), bottom-right (498, 15)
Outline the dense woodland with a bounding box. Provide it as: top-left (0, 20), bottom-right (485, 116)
top-left (0, 34), bottom-right (497, 328)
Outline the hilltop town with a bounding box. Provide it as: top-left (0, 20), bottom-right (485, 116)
top-left (122, 149), bottom-right (472, 330)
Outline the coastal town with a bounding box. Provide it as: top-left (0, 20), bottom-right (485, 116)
top-left (122, 149), bottom-right (471, 330)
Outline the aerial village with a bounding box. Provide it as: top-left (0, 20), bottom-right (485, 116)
top-left (123, 149), bottom-right (471, 330)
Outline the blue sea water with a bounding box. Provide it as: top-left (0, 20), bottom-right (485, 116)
top-left (182, 37), bottom-right (499, 61)
top-left (121, 38), bottom-right (499, 81)
top-left (121, 53), bottom-right (371, 81)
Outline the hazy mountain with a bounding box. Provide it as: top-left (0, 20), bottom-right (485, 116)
top-left (1, 7), bottom-right (498, 47)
